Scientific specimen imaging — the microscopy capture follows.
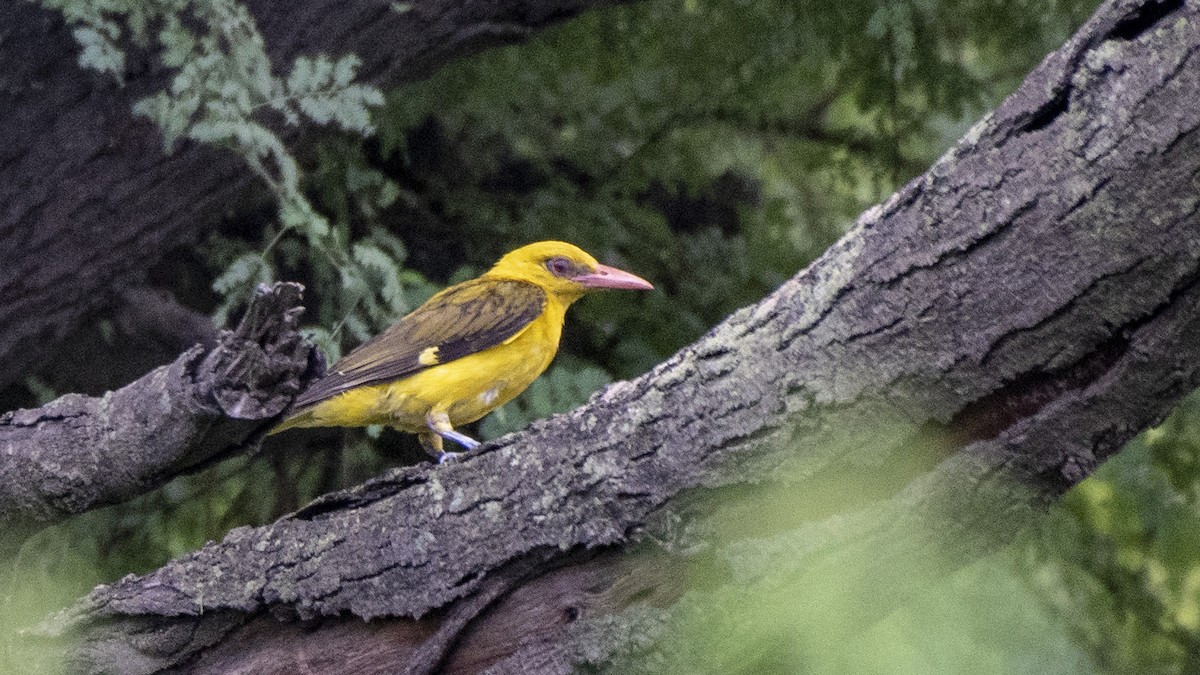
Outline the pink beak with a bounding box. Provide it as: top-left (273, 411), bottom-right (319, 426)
top-left (575, 263), bottom-right (654, 290)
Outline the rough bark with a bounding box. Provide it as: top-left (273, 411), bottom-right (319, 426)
top-left (0, 0), bottom-right (624, 392)
top-left (37, 0), bottom-right (1200, 671)
top-left (0, 282), bottom-right (315, 541)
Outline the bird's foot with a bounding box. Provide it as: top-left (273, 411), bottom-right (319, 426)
top-left (437, 451), bottom-right (463, 464)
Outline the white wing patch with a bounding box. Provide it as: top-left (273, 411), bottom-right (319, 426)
top-left (477, 386), bottom-right (502, 406)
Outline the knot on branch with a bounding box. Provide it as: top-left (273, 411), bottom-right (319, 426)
top-left (185, 282), bottom-right (318, 420)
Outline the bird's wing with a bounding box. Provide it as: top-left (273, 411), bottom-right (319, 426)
top-left (294, 279), bottom-right (547, 408)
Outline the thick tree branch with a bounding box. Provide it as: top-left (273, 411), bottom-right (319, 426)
top-left (37, 0), bottom-right (1200, 671)
top-left (112, 287), bottom-right (220, 356)
top-left (27, 287), bottom-right (225, 401)
top-left (0, 283), bottom-right (315, 540)
top-left (0, 0), bottom-right (626, 392)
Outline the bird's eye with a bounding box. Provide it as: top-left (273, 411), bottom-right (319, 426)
top-left (546, 257), bottom-right (572, 276)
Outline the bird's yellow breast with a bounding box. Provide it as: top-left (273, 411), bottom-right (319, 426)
top-left (299, 298), bottom-right (567, 432)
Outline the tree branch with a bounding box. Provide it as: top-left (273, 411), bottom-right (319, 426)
top-left (112, 287), bottom-right (220, 356)
top-left (0, 283), bottom-right (316, 541)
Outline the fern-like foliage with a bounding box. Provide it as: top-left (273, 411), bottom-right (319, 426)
top-left (40, 0), bottom-right (391, 337)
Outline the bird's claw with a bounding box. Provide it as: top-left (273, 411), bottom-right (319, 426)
top-left (437, 451), bottom-right (463, 464)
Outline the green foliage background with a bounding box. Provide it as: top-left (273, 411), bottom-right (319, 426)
top-left (7, 0), bottom-right (1200, 671)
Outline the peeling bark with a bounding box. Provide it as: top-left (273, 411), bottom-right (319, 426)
top-left (0, 283), bottom-right (316, 540)
top-left (35, 0), bottom-right (1200, 672)
top-left (0, 0), bottom-right (626, 392)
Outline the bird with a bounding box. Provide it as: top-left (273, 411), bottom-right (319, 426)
top-left (273, 241), bottom-right (653, 462)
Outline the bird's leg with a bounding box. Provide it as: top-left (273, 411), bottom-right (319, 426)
top-left (425, 410), bottom-right (480, 462)
top-left (418, 432), bottom-right (450, 461)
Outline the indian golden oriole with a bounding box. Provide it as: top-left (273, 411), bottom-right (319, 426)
top-left (273, 241), bottom-right (653, 461)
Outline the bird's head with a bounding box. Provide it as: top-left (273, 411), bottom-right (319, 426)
top-left (485, 241), bottom-right (653, 303)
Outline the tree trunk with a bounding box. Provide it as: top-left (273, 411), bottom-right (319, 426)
top-left (37, 0), bottom-right (1200, 672)
top-left (0, 0), bottom-right (624, 392)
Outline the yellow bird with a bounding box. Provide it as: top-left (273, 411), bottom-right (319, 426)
top-left (274, 241), bottom-right (653, 461)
